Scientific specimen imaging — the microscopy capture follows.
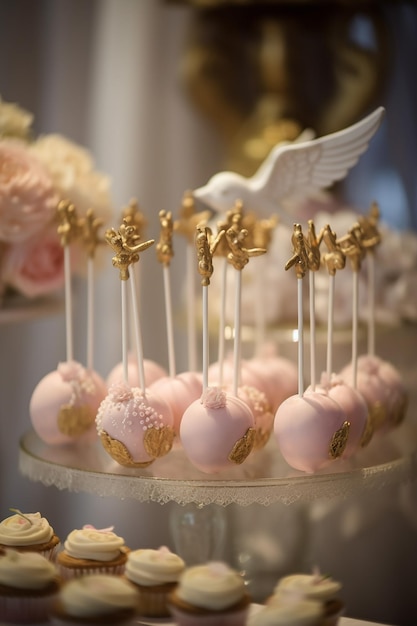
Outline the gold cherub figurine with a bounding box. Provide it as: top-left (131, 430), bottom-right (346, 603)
top-left (105, 218), bottom-right (154, 281)
top-left (337, 222), bottom-right (366, 272)
top-left (358, 201), bottom-right (382, 251)
top-left (57, 199), bottom-right (81, 247)
top-left (195, 223), bottom-right (225, 286)
top-left (79, 207), bottom-right (104, 259)
top-left (318, 224), bottom-right (346, 276)
top-left (285, 222), bottom-right (310, 279)
top-left (225, 212), bottom-right (266, 271)
top-left (156, 209), bottom-right (174, 267)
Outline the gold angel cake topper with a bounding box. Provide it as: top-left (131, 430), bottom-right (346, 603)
top-left (285, 222), bottom-right (310, 279)
top-left (174, 189), bottom-right (212, 243)
top-left (57, 199), bottom-right (81, 247)
top-left (225, 211), bottom-right (266, 271)
top-left (156, 209), bottom-right (174, 267)
top-left (195, 223), bottom-right (225, 286)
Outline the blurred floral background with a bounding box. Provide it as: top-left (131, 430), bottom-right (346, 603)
top-left (0, 95), bottom-right (113, 303)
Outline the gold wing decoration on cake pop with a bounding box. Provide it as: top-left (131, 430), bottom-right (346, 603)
top-left (57, 199), bottom-right (81, 247)
top-left (285, 222), bottom-right (310, 279)
top-left (317, 224), bottom-right (346, 276)
top-left (228, 427), bottom-right (256, 465)
top-left (225, 211), bottom-right (266, 271)
top-left (156, 209), bottom-right (174, 267)
top-left (174, 190), bottom-right (212, 243)
top-left (105, 218), bottom-right (154, 281)
top-left (195, 223), bottom-right (225, 286)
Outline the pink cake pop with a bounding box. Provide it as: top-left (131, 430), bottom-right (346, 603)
top-left (235, 384), bottom-right (274, 451)
top-left (180, 222), bottom-right (257, 473)
top-left (96, 219), bottom-right (174, 467)
top-left (180, 387), bottom-right (255, 473)
top-left (245, 352), bottom-right (298, 413)
top-left (106, 355), bottom-right (167, 388)
top-left (29, 201), bottom-right (106, 445)
top-left (340, 354), bottom-right (408, 434)
top-left (275, 391), bottom-right (350, 473)
top-left (274, 224), bottom-right (350, 473)
top-left (340, 204), bottom-right (408, 434)
top-left (30, 360), bottom-right (107, 445)
top-left (150, 371), bottom-right (203, 437)
top-left (96, 381), bottom-right (174, 467)
top-left (307, 372), bottom-right (368, 458)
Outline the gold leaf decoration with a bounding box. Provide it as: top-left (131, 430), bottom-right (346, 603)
top-left (100, 431), bottom-right (154, 468)
top-left (228, 427), bottom-right (256, 465)
top-left (57, 404), bottom-right (95, 437)
top-left (329, 421), bottom-right (350, 459)
top-left (143, 426), bottom-right (174, 459)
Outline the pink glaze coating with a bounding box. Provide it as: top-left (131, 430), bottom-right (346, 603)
top-left (106, 354), bottom-right (167, 388)
top-left (274, 392), bottom-right (348, 473)
top-left (29, 361), bottom-right (107, 445)
top-left (96, 382), bottom-right (174, 467)
top-left (340, 354), bottom-right (408, 433)
top-left (245, 355), bottom-right (298, 413)
top-left (307, 373), bottom-right (369, 457)
top-left (180, 386), bottom-right (255, 474)
top-left (149, 371), bottom-right (203, 435)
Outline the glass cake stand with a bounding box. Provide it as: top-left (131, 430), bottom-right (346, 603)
top-left (19, 419), bottom-right (417, 508)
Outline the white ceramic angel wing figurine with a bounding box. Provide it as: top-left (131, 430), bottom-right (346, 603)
top-left (193, 106), bottom-right (385, 220)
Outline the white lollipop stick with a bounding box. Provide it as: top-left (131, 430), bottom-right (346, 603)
top-left (232, 269), bottom-right (242, 397)
top-left (217, 256), bottom-right (228, 387)
top-left (121, 279), bottom-right (129, 384)
top-left (86, 257), bottom-right (94, 371)
top-left (254, 256), bottom-right (266, 357)
top-left (297, 277), bottom-right (305, 397)
top-left (163, 264), bottom-right (176, 378)
top-left (202, 284), bottom-right (209, 392)
top-left (326, 274), bottom-right (335, 380)
top-left (63, 245), bottom-right (73, 363)
top-left (309, 270), bottom-right (316, 391)
top-left (130, 265), bottom-right (147, 393)
top-left (352, 269), bottom-right (359, 389)
top-left (367, 250), bottom-right (376, 356)
top-left (186, 243), bottom-right (198, 372)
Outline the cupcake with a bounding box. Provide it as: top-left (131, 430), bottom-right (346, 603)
top-left (248, 596), bottom-right (324, 626)
top-left (0, 510), bottom-right (60, 561)
top-left (167, 561), bottom-right (251, 626)
top-left (0, 548), bottom-right (61, 624)
top-left (271, 572), bottom-right (344, 626)
top-left (56, 524), bottom-right (128, 580)
top-left (124, 545), bottom-right (185, 617)
top-left (50, 574), bottom-right (138, 626)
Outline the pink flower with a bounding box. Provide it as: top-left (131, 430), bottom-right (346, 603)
top-left (201, 386), bottom-right (227, 409)
top-left (0, 139), bottom-right (59, 242)
top-left (58, 360), bottom-right (86, 382)
top-left (108, 381), bottom-right (134, 403)
top-left (1, 227), bottom-right (65, 298)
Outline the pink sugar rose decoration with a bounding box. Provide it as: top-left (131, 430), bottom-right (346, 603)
top-left (207, 562), bottom-right (230, 576)
top-left (108, 381), bottom-right (134, 403)
top-left (0, 139), bottom-right (59, 242)
top-left (58, 360), bottom-right (86, 382)
top-left (201, 386), bottom-right (227, 409)
top-left (83, 524), bottom-right (115, 533)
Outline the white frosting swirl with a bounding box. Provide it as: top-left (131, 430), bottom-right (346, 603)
top-left (249, 598), bottom-right (323, 626)
top-left (59, 574), bottom-right (138, 617)
top-left (176, 562), bottom-right (245, 611)
top-left (0, 549), bottom-right (57, 589)
top-left (125, 546), bottom-right (185, 586)
top-left (63, 526), bottom-right (125, 562)
top-left (0, 511), bottom-right (54, 546)
top-left (274, 573), bottom-right (342, 602)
